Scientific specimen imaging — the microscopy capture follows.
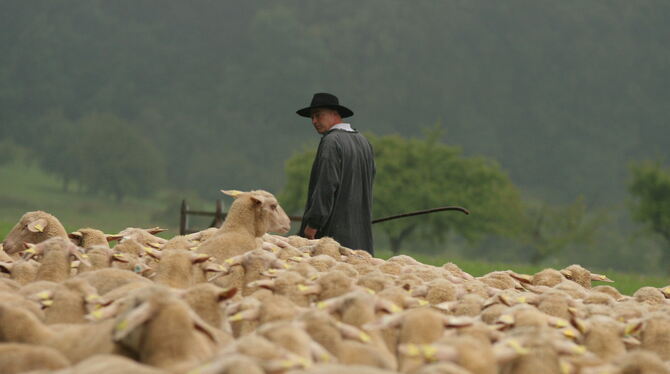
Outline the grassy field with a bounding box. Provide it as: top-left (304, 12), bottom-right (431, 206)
top-left (0, 161), bottom-right (210, 236)
top-left (1, 162), bottom-right (666, 296)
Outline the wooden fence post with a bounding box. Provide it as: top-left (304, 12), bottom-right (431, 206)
top-left (214, 199), bottom-right (224, 228)
top-left (180, 199), bottom-right (189, 235)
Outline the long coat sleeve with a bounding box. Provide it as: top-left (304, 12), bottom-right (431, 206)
top-left (299, 129), bottom-right (376, 254)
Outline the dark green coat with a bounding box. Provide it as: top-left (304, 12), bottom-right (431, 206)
top-left (299, 129), bottom-right (376, 254)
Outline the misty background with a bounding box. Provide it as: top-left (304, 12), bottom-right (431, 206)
top-left (1, 1), bottom-right (669, 273)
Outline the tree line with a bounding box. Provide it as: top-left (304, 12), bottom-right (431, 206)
top-left (1, 1), bottom-right (669, 272)
top-left (1, 1), bottom-right (668, 203)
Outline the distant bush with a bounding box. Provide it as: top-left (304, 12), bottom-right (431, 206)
top-left (34, 111), bottom-right (166, 202)
top-left (0, 138), bottom-right (21, 167)
top-left (280, 127), bottom-right (525, 254)
top-left (629, 160), bottom-right (670, 271)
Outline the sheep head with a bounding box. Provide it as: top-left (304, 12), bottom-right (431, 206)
top-left (221, 189), bottom-right (291, 235)
top-left (2, 211), bottom-right (68, 255)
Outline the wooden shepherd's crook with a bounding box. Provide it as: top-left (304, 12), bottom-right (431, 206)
top-left (372, 206), bottom-right (470, 224)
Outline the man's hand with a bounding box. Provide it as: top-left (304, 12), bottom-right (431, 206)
top-left (304, 226), bottom-right (317, 239)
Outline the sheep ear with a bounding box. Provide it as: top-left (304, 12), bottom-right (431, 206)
top-left (297, 283), bottom-right (321, 295)
top-left (496, 313), bottom-right (516, 327)
top-left (27, 219), bottom-right (48, 233)
top-left (310, 340), bottom-right (336, 363)
top-left (507, 271), bottom-right (533, 284)
top-left (590, 273), bottom-right (613, 283)
top-left (218, 288), bottom-right (237, 302)
top-left (145, 227), bottom-right (167, 235)
top-left (86, 299), bottom-right (121, 321)
top-left (112, 252), bottom-right (129, 263)
top-left (443, 316), bottom-right (475, 328)
top-left (432, 301), bottom-right (455, 313)
top-left (624, 320), bottom-right (644, 336)
top-left (365, 313), bottom-right (405, 330)
top-left (221, 189), bottom-right (244, 198)
top-left (190, 253), bottom-right (211, 264)
top-left (0, 261), bottom-right (13, 273)
top-left (113, 301), bottom-right (154, 341)
top-left (622, 335), bottom-right (641, 347)
top-left (21, 243), bottom-right (40, 260)
top-left (376, 298), bottom-right (403, 314)
top-left (335, 321), bottom-right (372, 343)
top-left (572, 317), bottom-right (589, 334)
top-left (227, 306), bottom-right (260, 322)
top-left (105, 234), bottom-right (124, 242)
top-left (315, 295), bottom-right (345, 312)
top-left (203, 263), bottom-right (226, 273)
top-left (69, 248), bottom-right (91, 268)
top-left (493, 339), bottom-right (529, 363)
top-left (142, 246), bottom-right (162, 259)
top-left (68, 232), bottom-right (83, 240)
top-left (262, 358), bottom-right (305, 372)
top-left (249, 195), bottom-right (264, 206)
top-left (189, 309), bottom-right (221, 344)
top-left (247, 279), bottom-right (276, 291)
top-left (399, 343), bottom-right (458, 362)
top-left (222, 255), bottom-right (243, 267)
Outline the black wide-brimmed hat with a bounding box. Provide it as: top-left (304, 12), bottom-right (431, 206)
top-left (296, 93), bottom-right (354, 118)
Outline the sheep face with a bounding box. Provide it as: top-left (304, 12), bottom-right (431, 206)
top-left (222, 190), bottom-right (291, 235)
top-left (2, 211), bottom-right (68, 255)
top-left (69, 228), bottom-right (121, 249)
top-left (249, 190), bottom-right (291, 235)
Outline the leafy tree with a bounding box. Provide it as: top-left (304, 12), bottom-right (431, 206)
top-left (279, 129), bottom-right (525, 254)
top-left (76, 113), bottom-right (166, 202)
top-left (34, 109), bottom-right (82, 192)
top-left (278, 146), bottom-right (316, 216)
top-left (629, 161), bottom-right (670, 268)
top-left (0, 138), bottom-right (22, 167)
top-left (519, 197), bottom-right (606, 264)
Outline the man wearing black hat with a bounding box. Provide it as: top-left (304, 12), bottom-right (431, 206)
top-left (296, 93), bottom-right (376, 255)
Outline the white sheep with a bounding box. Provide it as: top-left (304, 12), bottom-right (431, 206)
top-left (68, 228), bottom-right (123, 249)
top-left (22, 237), bottom-right (90, 282)
top-left (111, 286), bottom-right (222, 372)
top-left (1, 211), bottom-right (69, 255)
top-left (0, 302), bottom-right (128, 363)
top-left (197, 189), bottom-right (291, 262)
top-left (0, 343), bottom-right (71, 373)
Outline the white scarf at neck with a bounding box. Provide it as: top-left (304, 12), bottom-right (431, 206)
top-left (331, 123), bottom-right (355, 132)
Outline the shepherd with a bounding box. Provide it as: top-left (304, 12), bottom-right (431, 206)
top-left (296, 93), bottom-right (376, 255)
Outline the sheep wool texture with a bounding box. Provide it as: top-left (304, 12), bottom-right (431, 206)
top-left (299, 128), bottom-right (376, 254)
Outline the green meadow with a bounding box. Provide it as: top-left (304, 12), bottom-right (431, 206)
top-left (0, 161), bottom-right (209, 235)
top-left (1, 162), bottom-right (666, 296)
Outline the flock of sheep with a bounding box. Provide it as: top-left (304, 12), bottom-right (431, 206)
top-left (1, 189), bottom-right (670, 374)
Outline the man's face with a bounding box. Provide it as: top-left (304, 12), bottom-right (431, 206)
top-left (310, 108), bottom-right (338, 134)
